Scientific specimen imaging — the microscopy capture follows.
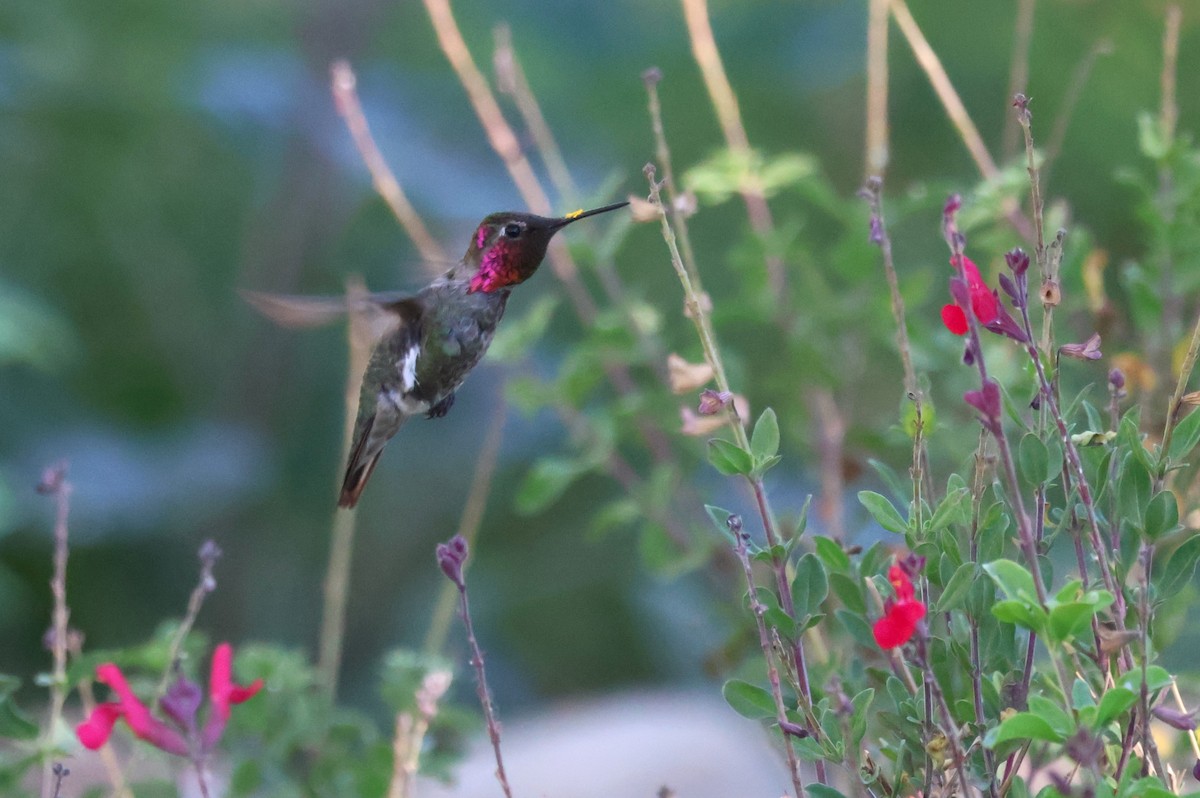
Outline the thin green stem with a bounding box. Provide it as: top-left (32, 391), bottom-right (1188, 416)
top-left (38, 464), bottom-right (71, 798)
top-left (318, 278), bottom-right (375, 697)
top-left (731, 519), bottom-right (806, 798)
top-left (647, 165), bottom-right (823, 783)
top-left (1158, 308), bottom-right (1200, 486)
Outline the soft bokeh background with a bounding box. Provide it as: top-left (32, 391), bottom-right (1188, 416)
top-left (2, 0), bottom-right (1198, 719)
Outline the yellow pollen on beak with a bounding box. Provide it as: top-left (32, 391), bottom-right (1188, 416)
top-left (565, 209), bottom-right (584, 219)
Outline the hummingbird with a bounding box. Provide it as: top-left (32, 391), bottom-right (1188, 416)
top-left (321, 199), bottom-right (629, 508)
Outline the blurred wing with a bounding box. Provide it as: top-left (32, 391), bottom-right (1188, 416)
top-left (241, 288), bottom-right (412, 340)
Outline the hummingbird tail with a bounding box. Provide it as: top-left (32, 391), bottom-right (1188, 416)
top-left (338, 416), bottom-right (383, 509)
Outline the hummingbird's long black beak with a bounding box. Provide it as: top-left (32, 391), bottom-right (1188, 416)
top-left (549, 200), bottom-right (630, 230)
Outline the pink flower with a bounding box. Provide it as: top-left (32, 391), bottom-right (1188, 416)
top-left (873, 563), bottom-right (927, 650)
top-left (76, 643), bottom-right (262, 756)
top-left (941, 255), bottom-right (999, 335)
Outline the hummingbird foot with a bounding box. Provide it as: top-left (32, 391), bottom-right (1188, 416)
top-left (426, 392), bottom-right (456, 419)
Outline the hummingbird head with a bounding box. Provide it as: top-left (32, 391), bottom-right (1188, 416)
top-left (464, 200), bottom-right (629, 293)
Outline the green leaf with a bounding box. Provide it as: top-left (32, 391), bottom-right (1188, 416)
top-left (700, 501), bottom-right (734, 544)
top-left (0, 675), bottom-right (37, 740)
top-left (792, 553), bottom-right (829, 621)
top-left (928, 487), bottom-right (971, 532)
top-left (1137, 111), bottom-right (1170, 160)
top-left (1168, 408), bottom-right (1200, 463)
top-left (750, 408), bottom-right (780, 464)
top-left (1028, 694), bottom-right (1075, 740)
top-left (708, 438), bottom-right (754, 476)
top-left (937, 562), bottom-right (978, 612)
top-left (1117, 457), bottom-right (1152, 526)
top-left (985, 711), bottom-right (1067, 747)
top-left (1119, 666), bottom-right (1171, 694)
top-left (1048, 597), bottom-right (1112, 643)
top-left (1142, 490), bottom-right (1180, 541)
top-left (1018, 434), bottom-right (1052, 486)
top-left (805, 786), bottom-right (850, 798)
top-left (831, 573), bottom-right (867, 615)
top-left (836, 608), bottom-right (876, 648)
top-left (1093, 687), bottom-right (1137, 728)
top-left (991, 599), bottom-right (1047, 634)
top-left (858, 491), bottom-right (907, 534)
top-left (813, 535), bottom-right (851, 573)
top-left (849, 688), bottom-right (874, 751)
top-left (755, 454), bottom-right (782, 476)
top-left (514, 456), bottom-right (585, 514)
top-left (1160, 534), bottom-right (1200, 597)
top-left (1072, 677), bottom-right (1096, 710)
top-left (722, 679), bottom-right (776, 720)
top-left (983, 559), bottom-right (1039, 603)
top-left (867, 458), bottom-right (908, 506)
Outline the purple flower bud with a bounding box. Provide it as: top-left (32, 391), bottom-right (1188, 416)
top-left (998, 273), bottom-right (1019, 303)
top-left (899, 552), bottom-right (926, 579)
top-left (161, 676), bottom-right (203, 734)
top-left (943, 194), bottom-right (962, 220)
top-left (779, 720), bottom-right (809, 738)
top-left (1109, 368), bottom-right (1126, 391)
top-left (983, 304), bottom-right (1030, 343)
top-left (697, 389), bottom-right (732, 415)
top-left (964, 380), bottom-right (1002, 429)
top-left (726, 514), bottom-right (744, 535)
top-left (1193, 759), bottom-right (1200, 781)
top-left (868, 215), bottom-right (884, 245)
top-left (1059, 333), bottom-right (1102, 361)
top-left (1005, 248), bottom-right (1030, 278)
top-left (1152, 705), bottom-right (1197, 731)
top-left (436, 535), bottom-right (470, 588)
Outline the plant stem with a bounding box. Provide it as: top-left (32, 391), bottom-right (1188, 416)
top-left (647, 165), bottom-right (823, 782)
top-left (1158, 308), bottom-right (1200, 486)
top-left (318, 277), bottom-right (375, 697)
top-left (157, 541), bottom-right (221, 697)
top-left (1000, 0), bottom-right (1036, 160)
top-left (864, 0), bottom-right (890, 176)
top-left (457, 574), bottom-right (514, 798)
top-left (915, 634), bottom-right (979, 798)
top-left (731, 519), bottom-right (806, 798)
top-left (679, 0), bottom-right (786, 297)
top-left (330, 60), bottom-right (447, 273)
top-left (1014, 98), bottom-right (1055, 357)
top-left (38, 463), bottom-right (71, 798)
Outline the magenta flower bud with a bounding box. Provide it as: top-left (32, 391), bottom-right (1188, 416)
top-left (436, 535), bottom-right (470, 588)
top-left (1004, 248), bottom-right (1030, 278)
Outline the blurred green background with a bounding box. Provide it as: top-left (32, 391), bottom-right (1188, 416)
top-left (2, 0), bottom-right (1197, 714)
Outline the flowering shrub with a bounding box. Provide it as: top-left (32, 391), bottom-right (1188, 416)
top-left (76, 643), bottom-right (262, 757)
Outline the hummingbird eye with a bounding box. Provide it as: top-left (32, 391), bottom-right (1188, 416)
top-left (502, 223), bottom-right (522, 239)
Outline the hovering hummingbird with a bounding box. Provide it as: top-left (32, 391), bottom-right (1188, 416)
top-left (251, 200), bottom-right (629, 508)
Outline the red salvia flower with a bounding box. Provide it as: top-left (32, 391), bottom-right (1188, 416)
top-left (76, 642), bottom-right (262, 756)
top-left (873, 563), bottom-right (927, 650)
top-left (942, 255), bottom-right (1000, 335)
